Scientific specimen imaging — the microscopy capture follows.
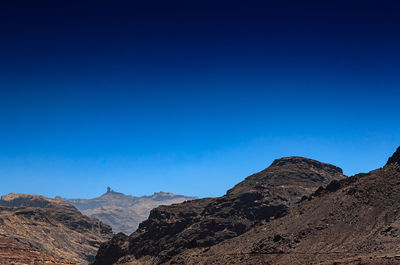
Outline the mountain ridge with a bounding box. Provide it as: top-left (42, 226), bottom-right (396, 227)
top-left (58, 189), bottom-right (197, 234)
top-left (93, 156), bottom-right (346, 264)
top-left (169, 151), bottom-right (400, 264)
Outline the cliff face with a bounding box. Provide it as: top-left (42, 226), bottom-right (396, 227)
top-left (59, 190), bottom-right (197, 234)
top-left (0, 193), bottom-right (113, 264)
top-left (93, 156), bottom-right (346, 264)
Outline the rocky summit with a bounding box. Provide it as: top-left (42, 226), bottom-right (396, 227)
top-left (93, 156), bottom-right (346, 264)
top-left (59, 189), bottom-right (197, 234)
top-left (0, 193), bottom-right (113, 264)
top-left (168, 147), bottom-right (400, 265)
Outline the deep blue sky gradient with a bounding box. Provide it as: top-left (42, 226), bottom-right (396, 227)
top-left (1, 0), bottom-right (400, 198)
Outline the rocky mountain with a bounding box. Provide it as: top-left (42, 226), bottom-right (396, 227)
top-left (59, 189), bottom-right (196, 234)
top-left (386, 146), bottom-right (400, 166)
top-left (0, 193), bottom-right (113, 264)
top-left (166, 147), bottom-right (400, 265)
top-left (0, 235), bottom-right (74, 265)
top-left (93, 156), bottom-right (346, 264)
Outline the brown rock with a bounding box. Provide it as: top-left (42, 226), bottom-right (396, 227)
top-left (0, 193), bottom-right (113, 264)
top-left (167, 147), bottom-right (400, 265)
top-left (93, 156), bottom-right (346, 264)
top-left (386, 146), bottom-right (400, 166)
top-left (0, 235), bottom-right (74, 265)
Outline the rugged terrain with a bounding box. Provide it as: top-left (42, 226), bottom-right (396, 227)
top-left (0, 235), bottom-right (74, 265)
top-left (0, 193), bottom-right (113, 264)
top-left (93, 156), bottom-right (346, 264)
top-left (151, 147), bottom-right (400, 265)
top-left (59, 189), bottom-right (196, 234)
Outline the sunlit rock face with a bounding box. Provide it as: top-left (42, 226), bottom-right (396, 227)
top-left (0, 193), bottom-right (113, 264)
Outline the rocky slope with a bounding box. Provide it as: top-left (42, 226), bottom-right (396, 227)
top-left (160, 147), bottom-right (400, 265)
top-left (0, 235), bottom-right (74, 265)
top-left (59, 189), bottom-right (196, 234)
top-left (93, 156), bottom-right (346, 264)
top-left (387, 146), bottom-right (400, 166)
top-left (0, 193), bottom-right (113, 264)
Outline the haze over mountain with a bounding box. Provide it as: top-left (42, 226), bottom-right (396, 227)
top-left (58, 188), bottom-right (196, 234)
top-left (0, 193), bottom-right (113, 264)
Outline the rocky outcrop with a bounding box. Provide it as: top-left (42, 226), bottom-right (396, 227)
top-left (0, 193), bottom-right (113, 264)
top-left (59, 190), bottom-right (196, 234)
top-left (164, 147), bottom-right (400, 265)
top-left (93, 156), bottom-right (346, 264)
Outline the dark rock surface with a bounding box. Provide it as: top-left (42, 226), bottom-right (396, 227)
top-left (166, 147), bottom-right (400, 265)
top-left (93, 156), bottom-right (346, 264)
top-left (386, 146), bottom-right (400, 166)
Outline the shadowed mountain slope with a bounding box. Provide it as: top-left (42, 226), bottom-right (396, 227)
top-left (386, 146), bottom-right (400, 166)
top-left (0, 193), bottom-right (113, 264)
top-left (163, 147), bottom-right (400, 265)
top-left (59, 189), bottom-right (196, 234)
top-left (93, 156), bottom-right (346, 264)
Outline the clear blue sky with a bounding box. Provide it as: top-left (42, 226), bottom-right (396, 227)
top-left (0, 0), bottom-right (399, 198)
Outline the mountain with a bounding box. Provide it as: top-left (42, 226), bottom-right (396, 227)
top-left (0, 235), bottom-right (74, 265)
top-left (0, 193), bottom-right (113, 264)
top-left (386, 146), bottom-right (400, 166)
top-left (58, 189), bottom-right (197, 234)
top-left (93, 156), bottom-right (346, 264)
top-left (166, 147), bottom-right (400, 264)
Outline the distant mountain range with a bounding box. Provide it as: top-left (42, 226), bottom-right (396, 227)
top-left (57, 189), bottom-right (197, 234)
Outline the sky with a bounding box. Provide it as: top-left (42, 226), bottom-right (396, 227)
top-left (0, 0), bottom-right (399, 199)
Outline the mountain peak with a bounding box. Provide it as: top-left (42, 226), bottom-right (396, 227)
top-left (270, 156), bottom-right (343, 174)
top-left (152, 191), bottom-right (175, 197)
top-left (101, 187), bottom-right (125, 197)
top-left (61, 190), bottom-right (196, 234)
top-left (93, 154), bottom-right (347, 265)
top-left (386, 146), bottom-right (400, 166)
